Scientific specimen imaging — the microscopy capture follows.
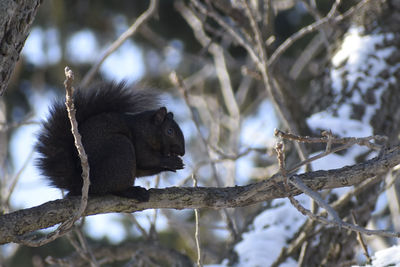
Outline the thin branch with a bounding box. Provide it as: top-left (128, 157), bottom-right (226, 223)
top-left (241, 0), bottom-right (267, 69)
top-left (275, 129), bottom-right (386, 150)
top-left (193, 174), bottom-right (203, 267)
top-left (65, 230), bottom-right (99, 267)
top-left (75, 228), bottom-right (99, 267)
top-left (241, 0), bottom-right (309, 164)
top-left (169, 71), bottom-right (221, 186)
top-left (170, 71), bottom-right (239, 243)
top-left (4, 149), bottom-right (35, 208)
top-left (300, 0), bottom-right (339, 50)
top-left (49, 242), bottom-right (193, 266)
top-left (176, 1), bottom-right (240, 121)
top-left (275, 139), bottom-right (340, 237)
top-left (63, 67), bottom-right (90, 229)
top-left (292, 197), bottom-right (397, 238)
top-left (80, 0), bottom-right (158, 88)
top-left (128, 214), bottom-right (149, 239)
top-left (351, 210), bottom-right (372, 264)
top-left (289, 175), bottom-right (341, 225)
top-left (189, 0), bottom-right (260, 66)
top-left (0, 113), bottom-right (38, 132)
top-left (275, 129), bottom-right (387, 174)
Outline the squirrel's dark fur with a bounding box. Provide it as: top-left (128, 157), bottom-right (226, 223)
top-left (36, 82), bottom-right (185, 201)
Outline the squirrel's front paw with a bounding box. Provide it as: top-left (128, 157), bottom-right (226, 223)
top-left (162, 155), bottom-right (184, 171)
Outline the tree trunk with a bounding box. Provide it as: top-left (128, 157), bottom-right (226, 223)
top-left (0, 0), bottom-right (42, 95)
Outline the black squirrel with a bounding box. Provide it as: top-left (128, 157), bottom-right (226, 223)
top-left (35, 82), bottom-right (185, 201)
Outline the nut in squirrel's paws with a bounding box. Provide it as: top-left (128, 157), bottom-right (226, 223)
top-left (162, 154), bottom-right (184, 171)
top-left (172, 154), bottom-right (184, 170)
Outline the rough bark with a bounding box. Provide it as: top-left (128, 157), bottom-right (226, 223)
top-left (0, 0), bottom-right (42, 95)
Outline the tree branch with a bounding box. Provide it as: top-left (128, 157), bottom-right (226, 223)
top-left (1, 146), bottom-right (400, 245)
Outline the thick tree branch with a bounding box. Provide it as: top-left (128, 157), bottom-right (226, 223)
top-left (1, 146), bottom-right (400, 245)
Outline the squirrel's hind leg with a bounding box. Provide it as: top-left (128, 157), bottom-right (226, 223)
top-left (79, 113), bottom-right (150, 202)
top-left (89, 135), bottom-right (151, 202)
top-left (85, 133), bottom-right (139, 193)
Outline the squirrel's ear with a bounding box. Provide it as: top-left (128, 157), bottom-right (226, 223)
top-left (154, 107), bottom-right (167, 125)
top-left (167, 112), bottom-right (174, 119)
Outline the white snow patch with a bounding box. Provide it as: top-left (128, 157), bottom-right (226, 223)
top-left (233, 195), bottom-right (309, 266)
top-left (309, 27), bottom-right (397, 138)
top-left (353, 245), bottom-right (400, 267)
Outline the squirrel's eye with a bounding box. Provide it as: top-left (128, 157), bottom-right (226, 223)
top-left (167, 128), bottom-right (174, 136)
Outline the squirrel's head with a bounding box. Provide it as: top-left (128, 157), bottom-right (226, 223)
top-left (153, 107), bottom-right (185, 157)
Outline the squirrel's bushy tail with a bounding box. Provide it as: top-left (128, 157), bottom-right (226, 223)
top-left (35, 82), bottom-right (160, 191)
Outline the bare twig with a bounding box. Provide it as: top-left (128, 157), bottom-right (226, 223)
top-left (289, 175), bottom-right (341, 225)
top-left (286, 171), bottom-right (397, 239)
top-left (75, 228), bottom-right (99, 267)
top-left (241, 0), bottom-right (267, 68)
top-left (275, 129), bottom-right (386, 150)
top-left (128, 214), bottom-right (149, 239)
top-left (299, 0), bottom-right (339, 50)
top-left (65, 230), bottom-right (99, 267)
top-left (325, 130), bottom-right (333, 152)
top-left (189, 0), bottom-right (260, 66)
top-left (192, 174), bottom-right (203, 267)
top-left (176, 1), bottom-right (240, 122)
top-left (275, 130), bottom-right (387, 174)
top-left (192, 0), bottom-right (310, 173)
top-left (297, 241), bottom-right (309, 267)
top-left (0, 113), bottom-right (37, 132)
top-left (80, 0), bottom-right (158, 88)
top-left (64, 66), bottom-right (90, 227)
top-left (169, 72), bottom-right (220, 185)
top-left (275, 138), bottom-right (339, 239)
top-left (170, 71), bottom-right (239, 240)
top-left (351, 210), bottom-right (372, 264)
top-left (288, 193), bottom-right (398, 238)
top-left (4, 149), bottom-right (35, 209)
top-left (241, 0), bottom-right (309, 164)
top-left (49, 242), bottom-right (193, 266)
